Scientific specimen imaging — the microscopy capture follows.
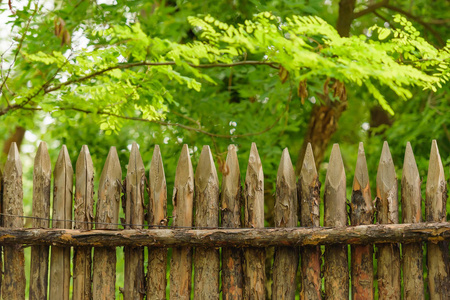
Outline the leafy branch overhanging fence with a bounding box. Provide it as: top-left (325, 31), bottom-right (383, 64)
top-left (0, 140), bottom-right (449, 299)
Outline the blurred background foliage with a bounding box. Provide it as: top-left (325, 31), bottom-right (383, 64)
top-left (0, 0), bottom-right (449, 298)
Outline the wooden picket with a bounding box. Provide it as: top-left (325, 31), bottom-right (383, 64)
top-left (1, 139), bottom-right (450, 299)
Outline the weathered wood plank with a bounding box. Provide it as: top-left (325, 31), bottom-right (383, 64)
top-left (147, 145), bottom-right (168, 300)
top-left (29, 142), bottom-right (51, 300)
top-left (425, 140), bottom-right (450, 298)
top-left (124, 142), bottom-right (146, 299)
top-left (376, 141), bottom-right (401, 300)
top-left (2, 142), bottom-right (26, 299)
top-left (298, 143), bottom-right (321, 300)
top-left (272, 148), bottom-right (298, 299)
top-left (221, 144), bottom-right (243, 300)
top-left (93, 146), bottom-right (122, 300)
top-left (73, 145), bottom-right (94, 300)
top-left (49, 145), bottom-right (73, 300)
top-left (401, 142), bottom-right (424, 299)
top-left (350, 142), bottom-right (373, 300)
top-left (244, 143), bottom-right (265, 299)
top-left (323, 144), bottom-right (348, 299)
top-left (194, 146), bottom-right (220, 298)
top-left (170, 144), bottom-right (194, 300)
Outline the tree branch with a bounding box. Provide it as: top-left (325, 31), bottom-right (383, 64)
top-left (354, 0), bottom-right (389, 19)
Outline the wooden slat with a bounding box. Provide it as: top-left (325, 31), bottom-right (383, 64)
top-left (194, 145), bottom-right (220, 298)
top-left (272, 148), bottom-right (298, 298)
top-left (73, 145), bottom-right (94, 300)
top-left (243, 143), bottom-right (265, 299)
top-left (401, 142), bottom-right (424, 299)
top-left (2, 142), bottom-right (26, 299)
top-left (221, 144), bottom-right (243, 299)
top-left (147, 145), bottom-right (168, 300)
top-left (29, 142), bottom-right (51, 300)
top-left (323, 144), bottom-right (348, 299)
top-left (425, 140), bottom-right (450, 298)
top-left (124, 142), bottom-right (145, 299)
top-left (93, 147), bottom-right (122, 300)
top-left (299, 143), bottom-right (321, 300)
top-left (375, 141), bottom-right (401, 299)
top-left (49, 145), bottom-right (73, 300)
top-left (350, 142), bottom-right (373, 300)
top-left (170, 144), bottom-right (194, 300)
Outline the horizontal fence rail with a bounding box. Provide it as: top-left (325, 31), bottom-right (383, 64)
top-left (0, 140), bottom-right (449, 299)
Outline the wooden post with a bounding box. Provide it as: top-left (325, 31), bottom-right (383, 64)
top-left (221, 144), bottom-right (243, 299)
top-left (170, 144), bottom-right (194, 300)
top-left (425, 140), bottom-right (450, 298)
top-left (350, 143), bottom-right (373, 300)
top-left (124, 142), bottom-right (145, 299)
top-left (376, 141), bottom-right (401, 299)
top-left (147, 145), bottom-right (168, 300)
top-left (73, 145), bottom-right (94, 300)
top-left (49, 145), bottom-right (73, 300)
top-left (323, 144), bottom-right (348, 299)
top-left (29, 142), bottom-right (51, 300)
top-left (401, 142), bottom-right (424, 299)
top-left (2, 142), bottom-right (26, 299)
top-left (243, 143), bottom-right (265, 299)
top-left (272, 148), bottom-right (298, 299)
top-left (298, 143), bottom-right (321, 300)
top-left (194, 146), bottom-right (220, 298)
top-left (93, 147), bottom-right (122, 300)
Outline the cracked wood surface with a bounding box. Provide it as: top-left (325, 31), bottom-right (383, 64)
top-left (49, 145), bottom-right (73, 300)
top-left (170, 144), bottom-right (194, 300)
top-left (29, 142), bottom-right (51, 300)
top-left (92, 147), bottom-right (122, 299)
top-left (376, 142), bottom-right (401, 300)
top-left (298, 143), bottom-right (321, 300)
top-left (324, 144), bottom-right (348, 299)
top-left (350, 143), bottom-right (373, 300)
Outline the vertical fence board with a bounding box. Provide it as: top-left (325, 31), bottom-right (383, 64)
top-left (147, 145), bottom-right (168, 300)
top-left (93, 147), bottom-right (122, 300)
top-left (298, 143), bottom-right (321, 300)
top-left (221, 144), bottom-right (243, 300)
top-left (194, 146), bottom-right (220, 298)
top-left (244, 143), bottom-right (265, 299)
top-left (323, 144), bottom-right (348, 299)
top-left (376, 141), bottom-right (401, 299)
top-left (350, 143), bottom-right (374, 300)
top-left (49, 145), bottom-right (73, 300)
top-left (124, 142), bottom-right (145, 299)
top-left (272, 148), bottom-right (298, 299)
top-left (73, 145), bottom-right (94, 300)
top-left (170, 144), bottom-right (194, 300)
top-left (401, 142), bottom-right (424, 299)
top-left (2, 142), bottom-right (26, 299)
top-left (29, 142), bottom-right (51, 300)
top-left (425, 140), bottom-right (450, 298)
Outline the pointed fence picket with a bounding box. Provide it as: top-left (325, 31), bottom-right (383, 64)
top-left (1, 140), bottom-right (450, 299)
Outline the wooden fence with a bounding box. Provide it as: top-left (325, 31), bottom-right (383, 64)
top-left (0, 140), bottom-right (449, 299)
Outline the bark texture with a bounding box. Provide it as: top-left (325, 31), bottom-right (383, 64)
top-left (425, 140), bottom-right (450, 299)
top-left (147, 145), bottom-right (168, 300)
top-left (93, 147), bottom-right (122, 300)
top-left (244, 143), bottom-right (265, 299)
top-left (29, 142), bottom-right (51, 300)
top-left (49, 145), bottom-right (72, 300)
top-left (350, 143), bottom-right (374, 300)
top-left (376, 142), bottom-right (401, 300)
top-left (221, 145), bottom-right (243, 300)
top-left (401, 143), bottom-right (424, 299)
top-left (298, 143), bottom-right (321, 300)
top-left (170, 144), bottom-right (194, 300)
top-left (272, 148), bottom-right (298, 300)
top-left (2, 143), bottom-right (26, 300)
